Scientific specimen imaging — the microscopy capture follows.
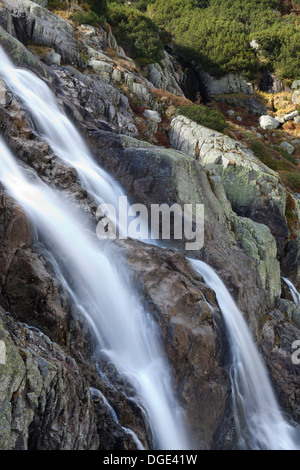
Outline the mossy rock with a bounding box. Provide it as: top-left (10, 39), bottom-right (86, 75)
top-left (0, 26), bottom-right (47, 78)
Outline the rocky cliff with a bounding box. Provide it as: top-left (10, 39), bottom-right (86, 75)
top-left (0, 0), bottom-right (299, 450)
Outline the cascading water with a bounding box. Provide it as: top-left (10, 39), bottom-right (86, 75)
top-left (1, 43), bottom-right (299, 450)
top-left (0, 137), bottom-right (188, 450)
top-left (0, 48), bottom-right (119, 206)
top-left (190, 259), bottom-right (300, 450)
top-left (283, 278), bottom-right (300, 307)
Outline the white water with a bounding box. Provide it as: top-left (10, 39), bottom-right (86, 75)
top-left (0, 137), bottom-right (187, 450)
top-left (90, 387), bottom-right (145, 449)
top-left (190, 259), bottom-right (300, 450)
top-left (0, 47), bottom-right (146, 238)
top-left (283, 278), bottom-right (300, 306)
top-left (1, 44), bottom-right (298, 450)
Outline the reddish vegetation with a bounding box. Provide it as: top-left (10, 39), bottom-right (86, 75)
top-left (216, 101), bottom-right (259, 128)
top-left (154, 129), bottom-right (171, 148)
top-left (129, 102), bottom-right (147, 118)
top-left (283, 121), bottom-right (296, 131)
top-left (129, 100), bottom-right (171, 147)
top-left (155, 117), bottom-right (171, 148)
top-left (151, 89), bottom-right (193, 108)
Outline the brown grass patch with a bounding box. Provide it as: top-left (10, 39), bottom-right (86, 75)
top-left (151, 89), bottom-right (193, 109)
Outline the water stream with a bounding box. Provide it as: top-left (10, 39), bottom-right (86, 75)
top-left (283, 277), bottom-right (300, 307)
top-left (190, 259), bottom-right (300, 450)
top-left (1, 45), bottom-right (300, 450)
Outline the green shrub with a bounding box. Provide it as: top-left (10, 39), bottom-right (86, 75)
top-left (48, 0), bottom-right (68, 9)
top-left (72, 10), bottom-right (104, 26)
top-left (86, 0), bottom-right (108, 16)
top-left (107, 2), bottom-right (164, 62)
top-left (284, 173), bottom-right (300, 190)
top-left (132, 0), bottom-right (300, 80)
top-left (247, 139), bottom-right (281, 170)
top-left (178, 104), bottom-right (227, 132)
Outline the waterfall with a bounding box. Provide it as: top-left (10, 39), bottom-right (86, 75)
top-left (0, 48), bottom-right (120, 206)
top-left (1, 44), bottom-right (299, 450)
top-left (0, 136), bottom-right (188, 450)
top-left (190, 259), bottom-right (300, 450)
top-left (283, 278), bottom-right (300, 307)
top-left (0, 47), bottom-right (152, 240)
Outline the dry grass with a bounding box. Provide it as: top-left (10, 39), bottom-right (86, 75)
top-left (27, 45), bottom-right (53, 59)
top-left (105, 48), bottom-right (141, 74)
top-left (256, 90), bottom-right (296, 116)
top-left (151, 88), bottom-right (193, 109)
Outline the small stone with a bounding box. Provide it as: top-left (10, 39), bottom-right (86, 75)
top-left (112, 68), bottom-right (122, 83)
top-left (80, 24), bottom-right (96, 35)
top-left (143, 109), bottom-right (161, 123)
top-left (284, 110), bottom-right (298, 121)
top-left (280, 141), bottom-right (294, 155)
top-left (250, 39), bottom-right (260, 50)
top-left (227, 110), bottom-right (235, 117)
top-left (292, 80), bottom-right (300, 90)
top-left (236, 116), bottom-right (242, 122)
top-left (294, 116), bottom-right (300, 124)
top-left (275, 116), bottom-right (285, 124)
top-left (45, 51), bottom-right (61, 66)
top-left (256, 133), bottom-right (262, 138)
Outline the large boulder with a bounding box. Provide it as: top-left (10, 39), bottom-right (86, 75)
top-left (259, 115), bottom-right (280, 130)
top-left (292, 90), bottom-right (300, 105)
top-left (169, 115), bottom-right (288, 252)
top-left (280, 141), bottom-right (294, 155)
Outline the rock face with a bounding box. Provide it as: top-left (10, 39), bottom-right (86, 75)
top-left (0, 307), bottom-right (99, 450)
top-left (169, 115), bottom-right (288, 253)
top-left (118, 241), bottom-right (233, 449)
top-left (261, 308), bottom-right (300, 424)
top-left (147, 51), bottom-right (184, 97)
top-left (0, 25), bottom-right (47, 77)
top-left (2, 0), bottom-right (86, 67)
top-left (52, 66), bottom-right (138, 136)
top-left (198, 70), bottom-right (253, 97)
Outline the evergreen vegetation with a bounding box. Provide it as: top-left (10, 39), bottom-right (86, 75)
top-left (179, 104), bottom-right (227, 132)
top-left (103, 0), bottom-right (300, 80)
top-left (106, 1), bottom-right (164, 62)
